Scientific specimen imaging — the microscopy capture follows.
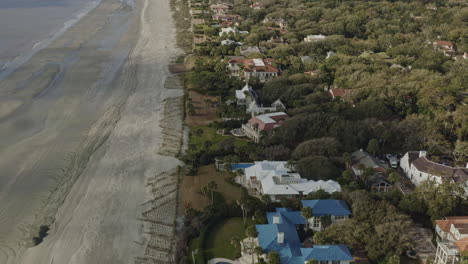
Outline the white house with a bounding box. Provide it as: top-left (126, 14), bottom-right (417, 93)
top-left (246, 99), bottom-right (285, 115)
top-left (221, 39), bottom-right (243, 46)
top-left (304, 34), bottom-right (327, 42)
top-left (400, 151), bottom-right (468, 187)
top-left (301, 200), bottom-right (352, 231)
top-left (241, 161), bottom-right (341, 201)
top-left (235, 83), bottom-right (253, 105)
top-left (434, 216), bottom-right (468, 264)
top-left (219, 27), bottom-right (249, 36)
top-left (239, 46), bottom-right (263, 56)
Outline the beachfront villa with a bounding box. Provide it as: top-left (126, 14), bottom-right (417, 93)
top-left (240, 161), bottom-right (342, 201)
top-left (241, 112), bottom-right (288, 143)
top-left (301, 200), bottom-right (352, 231)
top-left (227, 57), bottom-right (279, 82)
top-left (400, 151), bottom-right (468, 188)
top-left (434, 216), bottom-right (468, 264)
top-left (256, 208), bottom-right (353, 264)
top-left (304, 34), bottom-right (327, 42)
top-left (235, 84), bottom-right (285, 115)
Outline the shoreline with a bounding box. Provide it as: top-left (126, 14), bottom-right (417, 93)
top-left (0, 0), bottom-right (103, 81)
top-left (0, 0), bottom-right (185, 262)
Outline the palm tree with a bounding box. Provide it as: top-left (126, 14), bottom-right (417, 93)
top-left (230, 236), bottom-right (241, 259)
top-left (254, 246), bottom-right (264, 263)
top-left (260, 195), bottom-right (271, 209)
top-left (206, 181), bottom-right (218, 204)
top-left (200, 185), bottom-right (210, 197)
top-left (245, 225), bottom-right (258, 264)
top-left (238, 200), bottom-right (252, 226)
top-left (285, 159), bottom-right (296, 171)
top-left (306, 259), bottom-right (318, 264)
top-left (301, 206), bottom-right (313, 230)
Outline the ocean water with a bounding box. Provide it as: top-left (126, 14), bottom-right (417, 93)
top-left (0, 0), bottom-right (101, 78)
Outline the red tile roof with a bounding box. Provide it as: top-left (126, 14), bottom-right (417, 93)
top-left (328, 89), bottom-right (350, 98)
top-left (243, 59), bottom-right (279, 73)
top-left (436, 217), bottom-right (468, 252)
top-left (434, 40), bottom-right (454, 47)
top-left (228, 58), bottom-right (245, 64)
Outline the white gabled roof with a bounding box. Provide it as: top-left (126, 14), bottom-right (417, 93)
top-left (245, 161), bottom-right (342, 196)
top-left (236, 84), bottom-right (251, 100)
top-left (255, 112), bottom-right (287, 123)
top-left (245, 161), bottom-right (292, 181)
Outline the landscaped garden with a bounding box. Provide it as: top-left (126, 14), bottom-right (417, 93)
top-left (182, 165), bottom-right (242, 209)
top-left (204, 217), bottom-right (247, 260)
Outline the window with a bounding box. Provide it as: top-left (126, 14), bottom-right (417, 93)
top-left (420, 173), bottom-right (422, 177)
top-left (335, 215), bottom-right (345, 220)
top-left (332, 261), bottom-right (340, 264)
top-left (320, 261), bottom-right (328, 264)
top-left (313, 217), bottom-right (320, 228)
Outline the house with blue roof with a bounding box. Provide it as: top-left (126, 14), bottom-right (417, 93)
top-left (301, 200), bottom-right (351, 231)
top-left (256, 208), bottom-right (353, 264)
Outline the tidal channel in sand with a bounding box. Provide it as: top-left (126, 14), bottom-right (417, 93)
top-left (0, 0), bottom-right (183, 263)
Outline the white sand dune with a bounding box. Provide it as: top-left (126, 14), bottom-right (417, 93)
top-left (0, 0), bottom-right (183, 262)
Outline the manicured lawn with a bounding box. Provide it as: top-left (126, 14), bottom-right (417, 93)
top-left (204, 218), bottom-right (247, 260)
top-left (190, 125), bottom-right (248, 151)
top-left (182, 165), bottom-right (242, 209)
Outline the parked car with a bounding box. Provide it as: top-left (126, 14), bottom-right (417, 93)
top-left (385, 154), bottom-right (398, 168)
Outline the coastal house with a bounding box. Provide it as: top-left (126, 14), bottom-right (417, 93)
top-left (262, 17), bottom-right (288, 29)
top-left (304, 34), bottom-right (327, 42)
top-left (256, 208), bottom-right (353, 264)
top-left (235, 84), bottom-right (285, 114)
top-left (326, 50), bottom-right (337, 59)
top-left (239, 46), bottom-right (263, 56)
top-left (243, 58), bottom-right (279, 82)
top-left (241, 112), bottom-right (288, 143)
top-left (367, 172), bottom-right (393, 192)
top-left (235, 83), bottom-right (254, 106)
top-left (212, 14), bottom-right (241, 22)
top-left (433, 41), bottom-right (455, 57)
top-left (250, 2), bottom-right (263, 9)
top-left (246, 99), bottom-right (285, 115)
top-left (227, 56), bottom-right (245, 77)
top-left (351, 150), bottom-right (389, 178)
top-left (400, 151), bottom-right (468, 189)
top-left (219, 27), bottom-right (249, 36)
top-left (434, 216), bottom-right (468, 264)
top-left (327, 88), bottom-right (351, 100)
top-left (228, 58), bottom-right (279, 82)
top-left (221, 39), bottom-right (243, 46)
top-left (210, 3), bottom-right (232, 14)
top-left (301, 200), bottom-right (352, 231)
top-left (267, 36), bottom-right (285, 45)
top-left (241, 161), bottom-right (342, 201)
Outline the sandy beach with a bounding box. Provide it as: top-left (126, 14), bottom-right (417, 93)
top-left (0, 0), bottom-right (183, 263)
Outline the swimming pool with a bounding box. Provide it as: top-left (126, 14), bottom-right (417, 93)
top-left (230, 163), bottom-right (254, 171)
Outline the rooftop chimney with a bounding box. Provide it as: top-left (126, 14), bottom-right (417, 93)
top-left (277, 232), bottom-right (284, 244)
top-left (419, 151), bottom-right (427, 158)
top-left (273, 215), bottom-right (280, 224)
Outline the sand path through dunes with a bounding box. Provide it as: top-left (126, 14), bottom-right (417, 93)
top-left (0, 0), bottom-right (183, 262)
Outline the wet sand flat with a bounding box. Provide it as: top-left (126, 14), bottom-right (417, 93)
top-left (0, 0), bottom-right (183, 262)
